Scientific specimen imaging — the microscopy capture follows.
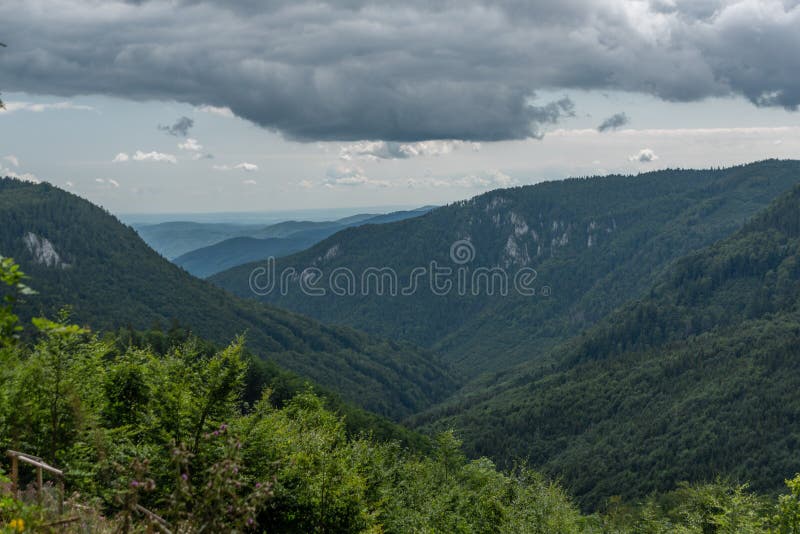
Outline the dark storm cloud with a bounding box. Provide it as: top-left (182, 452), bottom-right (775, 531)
top-left (0, 1), bottom-right (798, 142)
top-left (597, 112), bottom-right (630, 132)
top-left (158, 116), bottom-right (194, 137)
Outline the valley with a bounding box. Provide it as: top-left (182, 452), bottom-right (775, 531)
top-left (5, 2), bottom-right (800, 529)
top-left (3, 160), bottom-right (800, 530)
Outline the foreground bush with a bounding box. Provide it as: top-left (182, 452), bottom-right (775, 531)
top-left (3, 257), bottom-right (800, 533)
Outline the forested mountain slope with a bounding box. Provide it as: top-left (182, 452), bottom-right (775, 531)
top-left (4, 254), bottom-right (800, 534)
top-left (0, 178), bottom-right (456, 419)
top-left (212, 160), bottom-right (800, 377)
top-left (413, 183), bottom-right (800, 508)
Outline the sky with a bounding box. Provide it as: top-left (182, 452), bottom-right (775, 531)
top-left (1, 0), bottom-right (799, 215)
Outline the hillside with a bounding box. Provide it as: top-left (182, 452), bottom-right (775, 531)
top-left (10, 279), bottom-right (796, 532)
top-left (412, 183), bottom-right (800, 508)
top-left (0, 178), bottom-right (456, 419)
top-left (212, 160), bottom-right (800, 378)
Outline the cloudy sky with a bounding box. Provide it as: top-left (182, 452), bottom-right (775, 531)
top-left (1, 0), bottom-right (799, 215)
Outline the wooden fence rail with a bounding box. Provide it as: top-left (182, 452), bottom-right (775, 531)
top-left (5, 450), bottom-right (173, 532)
top-left (5, 450), bottom-right (65, 514)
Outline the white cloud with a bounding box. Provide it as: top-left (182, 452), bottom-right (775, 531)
top-left (196, 105), bottom-right (235, 118)
top-left (96, 178), bottom-right (121, 188)
top-left (1, 166), bottom-right (40, 184)
top-left (401, 140), bottom-right (468, 158)
top-left (324, 164), bottom-right (390, 187)
top-left (65, 181), bottom-right (74, 188)
top-left (0, 101), bottom-right (94, 114)
top-left (628, 148), bottom-right (659, 163)
top-left (132, 150), bottom-right (177, 164)
top-left (319, 166), bottom-right (515, 189)
top-left (4, 155), bottom-right (20, 167)
top-left (115, 151), bottom-right (176, 163)
top-left (178, 138), bottom-right (202, 152)
top-left (338, 140), bottom-right (474, 161)
top-left (111, 150), bottom-right (178, 163)
top-left (298, 179), bottom-right (315, 189)
top-left (548, 126), bottom-right (799, 138)
top-left (235, 162), bottom-right (258, 172)
top-left (242, 179), bottom-right (257, 185)
top-left (338, 141), bottom-right (389, 161)
top-left (448, 170), bottom-right (515, 188)
top-left (407, 170), bottom-right (515, 189)
top-left (213, 162), bottom-right (259, 172)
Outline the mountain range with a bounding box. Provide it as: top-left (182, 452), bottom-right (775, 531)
top-left (140, 206), bottom-right (434, 276)
top-left (0, 178), bottom-right (454, 420)
top-left (212, 160), bottom-right (800, 378)
top-left (169, 207), bottom-right (435, 277)
top-left (4, 160), bottom-right (800, 509)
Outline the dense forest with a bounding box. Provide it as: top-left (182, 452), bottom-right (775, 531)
top-left (4, 256), bottom-right (800, 532)
top-left (213, 160), bottom-right (800, 378)
top-left (0, 260), bottom-right (582, 532)
top-left (212, 161), bottom-right (800, 510)
top-left (0, 178), bottom-right (456, 420)
top-left (413, 182), bottom-right (800, 508)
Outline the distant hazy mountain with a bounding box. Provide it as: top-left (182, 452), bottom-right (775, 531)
top-left (133, 221), bottom-right (265, 259)
top-left (249, 215), bottom-right (376, 239)
top-left (173, 207), bottom-right (436, 277)
top-left (212, 160), bottom-right (800, 379)
top-left (0, 178), bottom-right (455, 419)
top-left (120, 205), bottom-right (424, 226)
top-left (174, 236), bottom-right (316, 278)
top-left (135, 207), bottom-right (435, 261)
